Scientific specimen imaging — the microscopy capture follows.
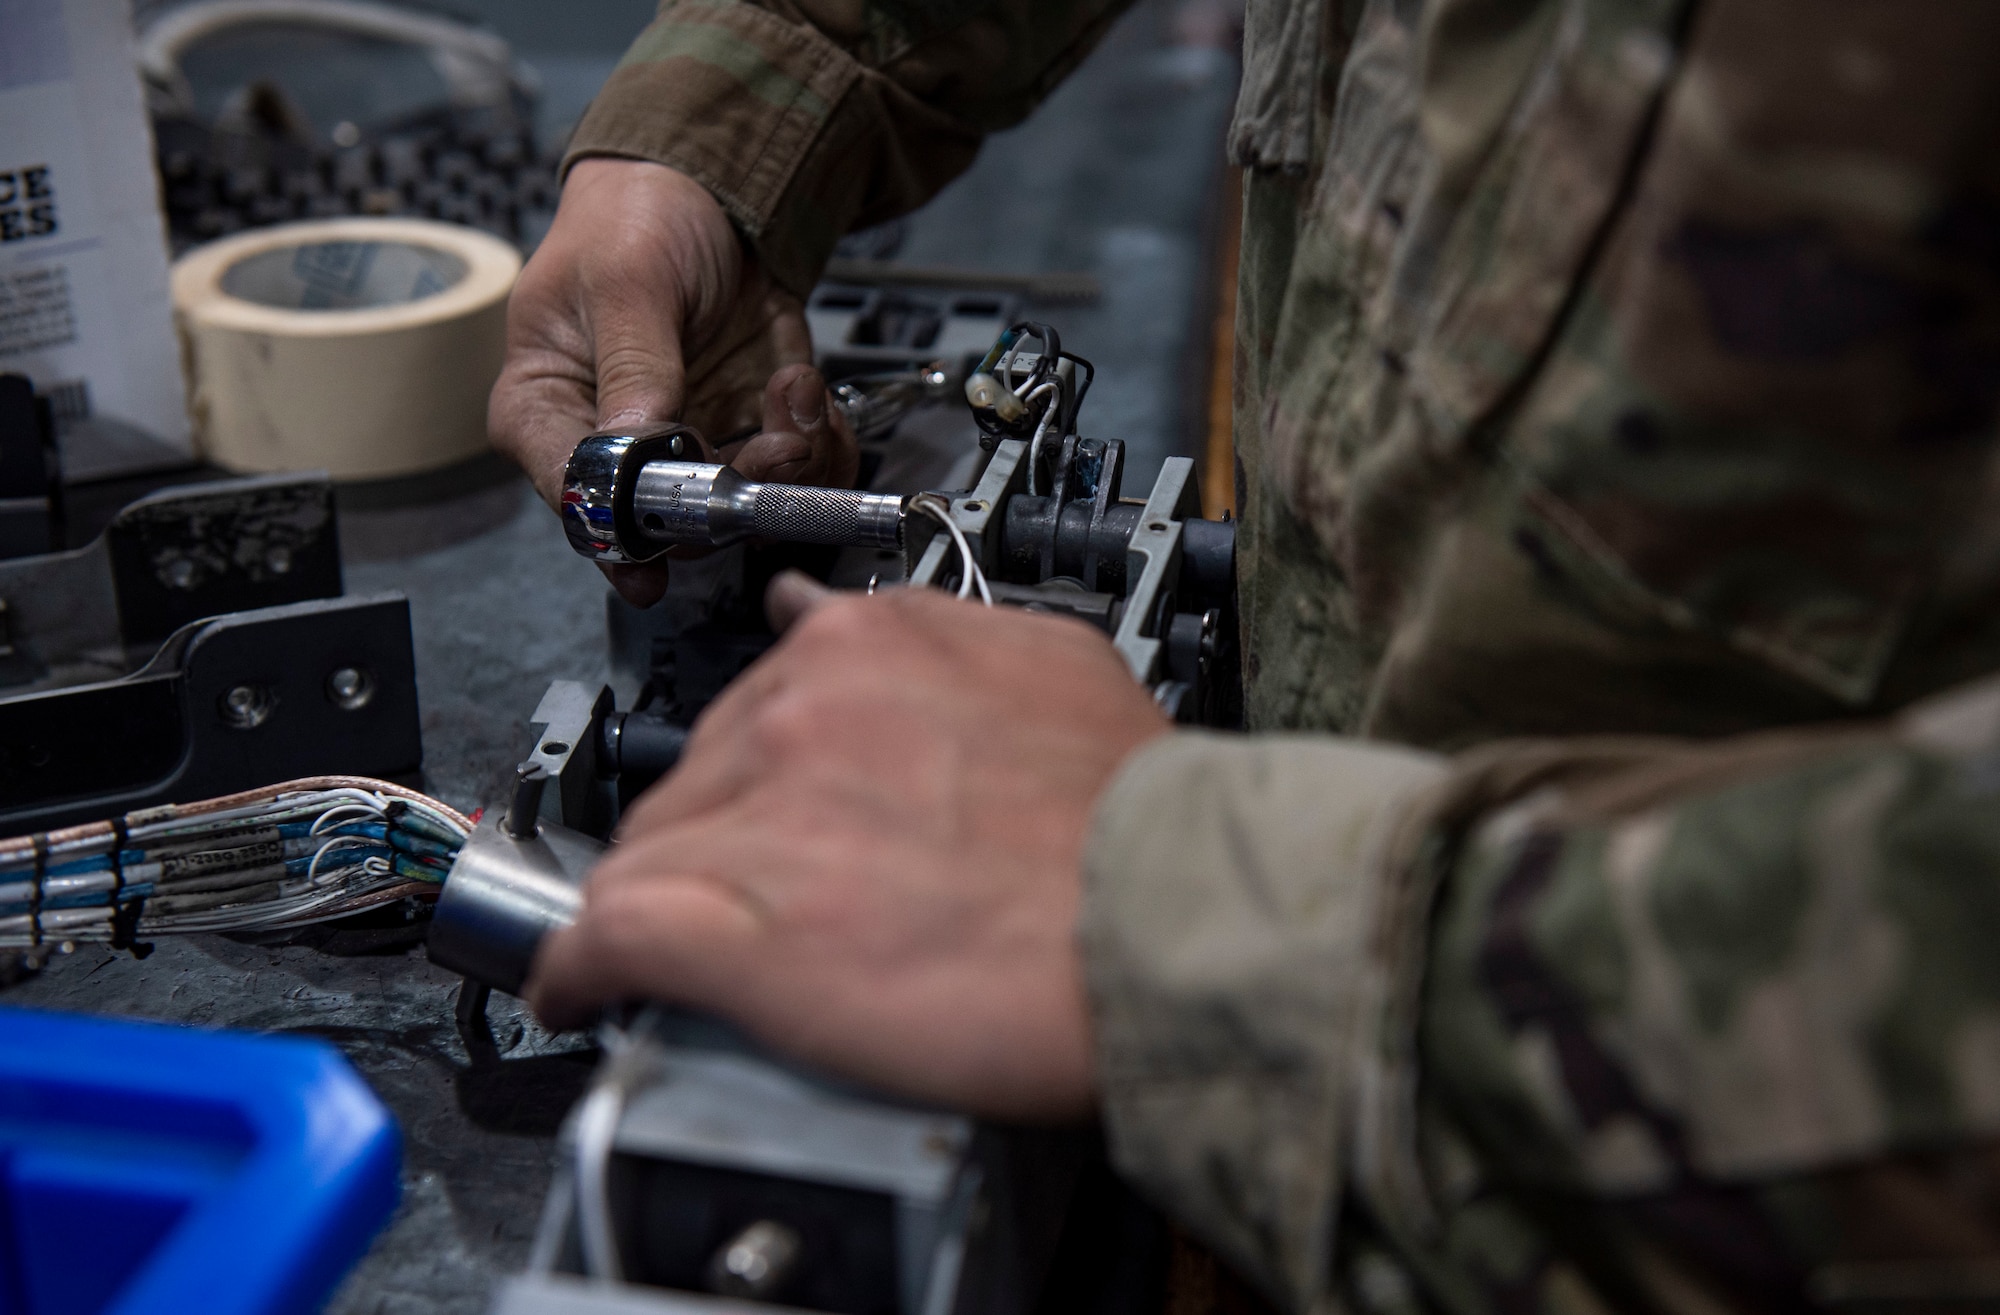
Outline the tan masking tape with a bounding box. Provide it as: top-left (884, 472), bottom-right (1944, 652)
top-left (172, 218), bottom-right (521, 480)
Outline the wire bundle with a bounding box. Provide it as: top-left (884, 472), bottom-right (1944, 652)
top-left (0, 777), bottom-right (473, 951)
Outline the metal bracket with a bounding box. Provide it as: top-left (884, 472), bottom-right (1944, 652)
top-left (0, 592), bottom-right (420, 833)
top-left (905, 440), bottom-right (1029, 593)
top-left (524, 681), bottom-right (619, 838)
top-left (1111, 457), bottom-right (1200, 690)
top-left (0, 472), bottom-right (342, 691)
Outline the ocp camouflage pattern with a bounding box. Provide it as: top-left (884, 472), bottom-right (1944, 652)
top-left (570, 0), bottom-right (2000, 1309)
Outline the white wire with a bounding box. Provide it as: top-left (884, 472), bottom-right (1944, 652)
top-left (305, 834), bottom-right (381, 886)
top-left (575, 1019), bottom-right (661, 1284)
top-left (124, 787), bottom-right (379, 842)
top-left (0, 785), bottom-right (466, 948)
top-left (909, 494), bottom-right (993, 606)
top-left (1022, 380), bottom-right (1061, 496)
top-left (310, 802), bottom-right (387, 835)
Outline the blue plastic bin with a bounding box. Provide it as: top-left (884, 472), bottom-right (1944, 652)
top-left (0, 1007), bottom-right (400, 1315)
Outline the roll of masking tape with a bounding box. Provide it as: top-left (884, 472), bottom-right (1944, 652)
top-left (172, 218), bottom-right (522, 480)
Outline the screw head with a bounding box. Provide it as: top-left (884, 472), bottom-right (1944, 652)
top-left (264, 544), bottom-right (294, 574)
top-left (220, 683), bottom-right (276, 729)
top-left (163, 557), bottom-right (198, 590)
top-left (326, 666), bottom-right (375, 710)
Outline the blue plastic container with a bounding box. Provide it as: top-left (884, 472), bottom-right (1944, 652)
top-left (0, 1007), bottom-right (400, 1315)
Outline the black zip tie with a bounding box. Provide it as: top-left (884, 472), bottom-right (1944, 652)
top-left (106, 816), bottom-right (153, 959)
top-left (109, 898), bottom-right (153, 959)
top-left (108, 816), bottom-right (126, 903)
top-left (28, 833), bottom-right (46, 950)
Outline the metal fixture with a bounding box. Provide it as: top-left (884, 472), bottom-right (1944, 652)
top-left (0, 472), bottom-right (343, 691)
top-left (426, 801), bottom-right (599, 998)
top-left (562, 321), bottom-right (1238, 726)
top-left (0, 594), bottom-right (421, 833)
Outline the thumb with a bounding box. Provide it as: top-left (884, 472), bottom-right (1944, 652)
top-left (765, 569), bottom-right (835, 633)
top-left (591, 292), bottom-right (688, 431)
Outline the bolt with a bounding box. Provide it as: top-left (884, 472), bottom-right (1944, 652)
top-left (265, 544), bottom-right (293, 574)
top-left (326, 666), bottom-right (374, 710)
top-left (708, 1221), bottom-right (802, 1301)
top-left (220, 684), bottom-right (275, 729)
top-left (163, 557), bottom-right (198, 589)
top-left (504, 763), bottom-right (547, 839)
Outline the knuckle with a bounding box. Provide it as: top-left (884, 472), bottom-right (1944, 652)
top-left (596, 342), bottom-right (675, 391)
top-left (795, 594), bottom-right (878, 651)
top-left (748, 686), bottom-right (829, 759)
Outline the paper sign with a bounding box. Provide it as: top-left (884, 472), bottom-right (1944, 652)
top-left (0, 0), bottom-right (190, 477)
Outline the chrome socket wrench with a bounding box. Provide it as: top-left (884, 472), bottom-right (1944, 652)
top-left (563, 426), bottom-right (904, 564)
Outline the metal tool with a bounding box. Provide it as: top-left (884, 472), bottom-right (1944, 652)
top-left (564, 426), bottom-right (905, 563)
top-left (561, 321), bottom-right (1239, 726)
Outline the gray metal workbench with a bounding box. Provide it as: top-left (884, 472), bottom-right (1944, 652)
top-left (6, 3), bottom-right (1236, 1310)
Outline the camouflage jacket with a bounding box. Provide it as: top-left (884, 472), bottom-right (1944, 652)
top-left (573, 0), bottom-right (2000, 1310)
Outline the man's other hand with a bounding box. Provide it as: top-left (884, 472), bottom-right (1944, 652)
top-left (488, 159), bottom-right (856, 604)
top-left (525, 577), bottom-right (1170, 1120)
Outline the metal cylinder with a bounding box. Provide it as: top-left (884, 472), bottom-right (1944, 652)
top-left (631, 459), bottom-right (746, 545)
top-left (562, 426), bottom-right (703, 563)
top-left (631, 459), bottom-right (905, 551)
top-left (427, 811), bottom-right (606, 996)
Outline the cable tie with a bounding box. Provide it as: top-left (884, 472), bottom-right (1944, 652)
top-left (106, 815), bottom-right (153, 958)
top-left (28, 834), bottom-right (46, 950)
top-left (108, 816), bottom-right (127, 902)
top-left (110, 896), bottom-right (154, 959)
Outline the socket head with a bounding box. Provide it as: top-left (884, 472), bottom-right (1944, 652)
top-left (561, 425), bottom-right (704, 563)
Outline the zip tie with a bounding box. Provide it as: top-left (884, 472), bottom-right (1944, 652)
top-left (108, 815), bottom-right (126, 904)
top-left (106, 814), bottom-right (153, 959)
top-left (28, 834), bottom-right (46, 950)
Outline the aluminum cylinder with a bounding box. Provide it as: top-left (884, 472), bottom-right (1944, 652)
top-left (427, 811), bottom-right (605, 996)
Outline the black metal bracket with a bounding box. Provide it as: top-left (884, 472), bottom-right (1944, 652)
top-left (0, 593), bottom-right (422, 833)
top-left (0, 472), bottom-right (342, 691)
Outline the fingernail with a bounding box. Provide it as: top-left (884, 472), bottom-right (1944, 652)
top-left (786, 372), bottom-right (825, 430)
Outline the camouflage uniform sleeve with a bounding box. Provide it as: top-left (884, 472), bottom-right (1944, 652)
top-left (1083, 674), bottom-right (2000, 1312)
top-left (564, 0), bottom-right (1136, 295)
top-left (1077, 731), bottom-right (1451, 1309)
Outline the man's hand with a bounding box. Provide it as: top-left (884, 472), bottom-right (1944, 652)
top-left (488, 159), bottom-right (857, 604)
top-left (525, 578), bottom-right (1170, 1120)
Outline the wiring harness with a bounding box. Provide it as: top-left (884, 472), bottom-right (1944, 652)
top-left (0, 776), bottom-right (471, 953)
